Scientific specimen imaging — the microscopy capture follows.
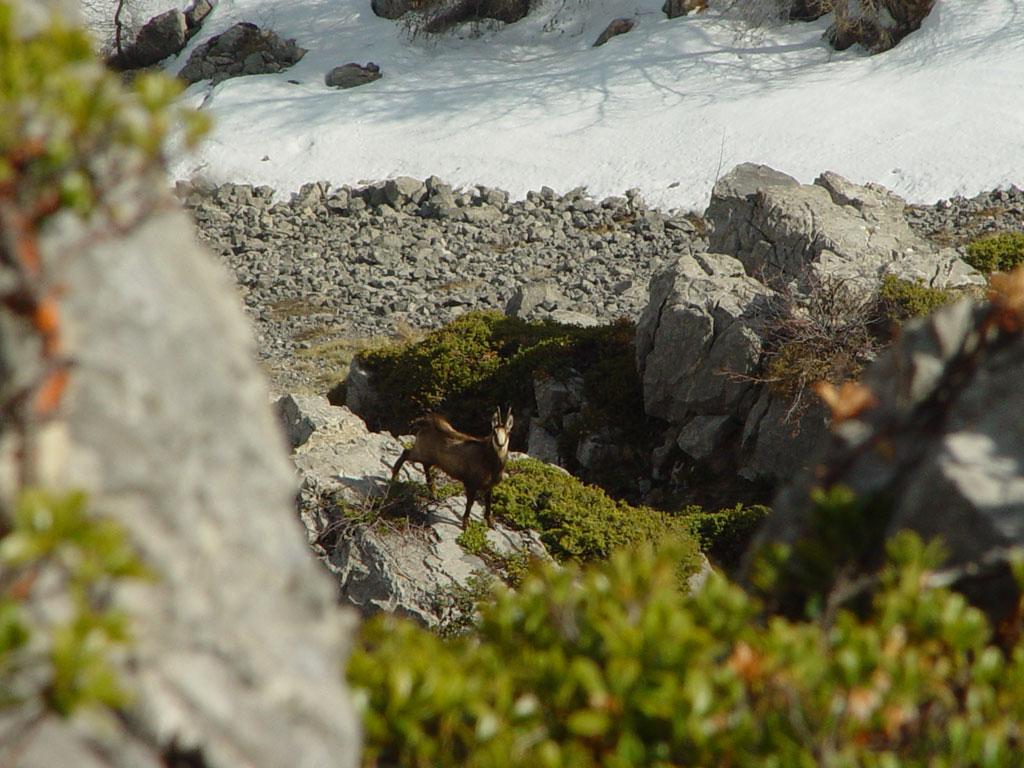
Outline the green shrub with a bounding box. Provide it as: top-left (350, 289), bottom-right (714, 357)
top-left (355, 311), bottom-right (643, 440)
top-left (1, 490), bottom-right (149, 722)
top-left (491, 458), bottom-right (701, 571)
top-left (350, 532), bottom-right (1024, 768)
top-left (683, 502), bottom-right (770, 568)
top-left (965, 232), bottom-right (1024, 274)
top-left (877, 274), bottom-right (958, 323)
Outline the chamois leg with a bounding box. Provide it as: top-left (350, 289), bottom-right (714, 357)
top-left (484, 490), bottom-right (494, 528)
top-left (462, 488), bottom-right (477, 530)
top-left (391, 448), bottom-right (410, 480)
top-left (423, 465), bottom-right (436, 498)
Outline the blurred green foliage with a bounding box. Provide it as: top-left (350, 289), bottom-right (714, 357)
top-left (351, 529), bottom-right (1024, 767)
top-left (1, 490), bottom-right (149, 720)
top-left (0, 2), bottom-right (207, 213)
top-left (965, 232), bottom-right (1024, 274)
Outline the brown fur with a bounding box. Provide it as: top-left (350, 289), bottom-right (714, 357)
top-left (391, 408), bottom-right (513, 529)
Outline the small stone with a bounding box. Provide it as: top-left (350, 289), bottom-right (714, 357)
top-left (594, 17), bottom-right (635, 47)
top-left (325, 62), bottom-right (382, 89)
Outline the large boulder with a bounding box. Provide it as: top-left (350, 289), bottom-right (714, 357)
top-left (1, 165), bottom-right (359, 766)
top-left (107, 1), bottom-right (214, 71)
top-left (762, 288), bottom-right (1024, 619)
top-left (636, 251), bottom-right (773, 424)
top-left (284, 395), bottom-right (551, 628)
top-left (109, 8), bottom-right (188, 69)
top-left (706, 163), bottom-right (982, 292)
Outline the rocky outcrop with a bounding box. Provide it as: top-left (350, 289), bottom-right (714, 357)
top-left (282, 395), bottom-right (551, 628)
top-left (181, 178), bottom-right (701, 393)
top-left (637, 164), bottom-right (985, 491)
top-left (372, 0), bottom-right (413, 19)
top-left (506, 281), bottom-right (600, 326)
top-left (762, 286), bottom-right (1024, 621)
top-left (107, 1), bottom-right (213, 70)
top-left (178, 22), bottom-right (307, 85)
top-left (706, 163), bottom-right (982, 292)
top-left (2, 172), bottom-right (358, 766)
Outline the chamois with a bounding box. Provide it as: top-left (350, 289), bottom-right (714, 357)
top-left (391, 408), bottom-right (514, 529)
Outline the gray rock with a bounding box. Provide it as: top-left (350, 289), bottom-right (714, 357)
top-left (277, 392), bottom-right (350, 448)
top-left (762, 296), bottom-right (1024, 619)
top-left (548, 309), bottom-right (601, 326)
top-left (2, 163), bottom-right (358, 765)
top-left (384, 176), bottom-right (426, 207)
top-left (459, 204), bottom-right (503, 225)
top-left (534, 374), bottom-right (585, 428)
top-left (636, 252), bottom-right (773, 423)
top-left (325, 62), bottom-right (382, 89)
top-left (676, 413), bottom-right (736, 461)
top-left (576, 432), bottom-right (618, 470)
top-left (527, 418), bottom-right (561, 464)
top-left (706, 164), bottom-right (983, 292)
top-left (185, 0), bottom-right (214, 29)
top-left (738, 389), bottom-right (830, 481)
top-left (345, 357), bottom-right (383, 429)
top-left (594, 17), bottom-right (635, 46)
top-left (506, 280), bottom-right (567, 318)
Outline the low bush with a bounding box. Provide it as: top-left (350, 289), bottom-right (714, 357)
top-left (491, 458), bottom-right (702, 572)
top-left (356, 311), bottom-right (642, 436)
top-left (876, 274), bottom-right (959, 324)
top-left (683, 502), bottom-right (770, 568)
top-left (350, 529), bottom-right (1024, 768)
top-left (965, 232), bottom-right (1024, 274)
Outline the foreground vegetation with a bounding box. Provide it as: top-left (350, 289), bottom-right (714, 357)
top-left (1, 491), bottom-right (149, 755)
top-left (351, 525), bottom-right (1024, 768)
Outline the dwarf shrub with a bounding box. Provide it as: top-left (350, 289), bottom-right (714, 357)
top-left (350, 531), bottom-right (1024, 768)
top-left (491, 457), bottom-right (701, 571)
top-left (877, 274), bottom-right (958, 323)
top-left (356, 311), bottom-right (643, 437)
top-left (965, 232), bottom-right (1024, 274)
top-left (683, 502), bottom-right (770, 568)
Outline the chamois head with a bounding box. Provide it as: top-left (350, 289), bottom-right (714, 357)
top-left (490, 407), bottom-right (514, 456)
